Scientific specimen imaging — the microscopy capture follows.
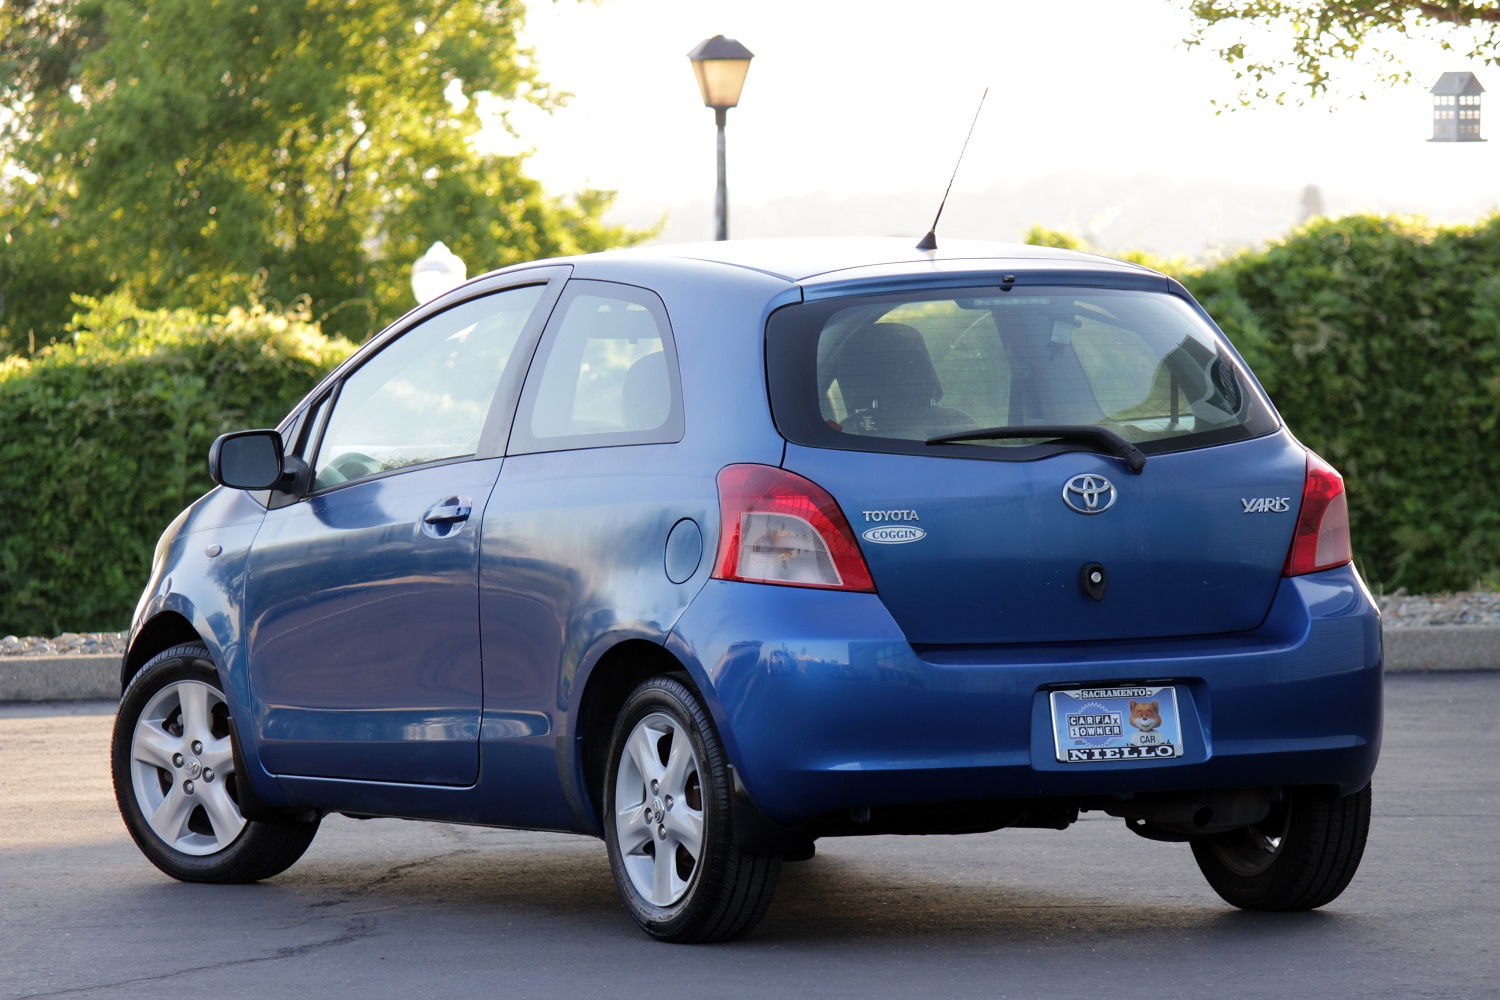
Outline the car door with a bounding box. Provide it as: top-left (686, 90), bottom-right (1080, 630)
top-left (244, 273), bottom-right (564, 785)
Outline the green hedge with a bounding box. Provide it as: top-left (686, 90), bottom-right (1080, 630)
top-left (3, 216), bottom-right (1496, 635)
top-left (1181, 215), bottom-right (1500, 593)
top-left (0, 295), bottom-right (354, 636)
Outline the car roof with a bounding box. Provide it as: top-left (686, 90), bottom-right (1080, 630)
top-left (557, 237), bottom-right (1157, 285)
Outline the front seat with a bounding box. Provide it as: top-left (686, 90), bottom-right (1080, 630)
top-left (836, 322), bottom-right (970, 437)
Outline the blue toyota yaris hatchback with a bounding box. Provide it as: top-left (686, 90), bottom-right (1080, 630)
top-left (112, 238), bottom-right (1381, 942)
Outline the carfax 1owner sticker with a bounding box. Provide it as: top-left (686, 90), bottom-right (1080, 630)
top-left (1048, 686), bottom-right (1185, 763)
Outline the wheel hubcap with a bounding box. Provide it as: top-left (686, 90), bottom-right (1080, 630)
top-left (613, 712), bottom-right (705, 907)
top-left (129, 679), bottom-right (246, 855)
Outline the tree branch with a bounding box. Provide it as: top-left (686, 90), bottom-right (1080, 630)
top-left (1415, 2), bottom-right (1500, 23)
top-left (330, 130), bottom-right (361, 210)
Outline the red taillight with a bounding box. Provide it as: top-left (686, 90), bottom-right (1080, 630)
top-left (713, 465), bottom-right (875, 592)
top-left (1283, 450), bottom-right (1353, 577)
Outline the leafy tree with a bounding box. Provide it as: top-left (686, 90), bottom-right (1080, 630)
top-left (1021, 224), bottom-right (1089, 251)
top-left (0, 0), bottom-right (641, 352)
top-left (1185, 1), bottom-right (1500, 103)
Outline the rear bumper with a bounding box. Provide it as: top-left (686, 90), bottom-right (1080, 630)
top-left (666, 566), bottom-right (1382, 826)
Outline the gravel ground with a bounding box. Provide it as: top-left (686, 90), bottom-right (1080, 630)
top-left (1376, 589), bottom-right (1500, 626)
top-left (2, 589), bottom-right (1497, 657)
top-left (1, 631), bottom-right (127, 657)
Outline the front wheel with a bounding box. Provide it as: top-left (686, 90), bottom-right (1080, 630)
top-left (1191, 783), bottom-right (1372, 911)
top-left (603, 675), bottom-right (781, 942)
top-left (111, 643), bottom-right (320, 883)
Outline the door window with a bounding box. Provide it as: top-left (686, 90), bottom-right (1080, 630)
top-left (312, 285), bottom-right (545, 490)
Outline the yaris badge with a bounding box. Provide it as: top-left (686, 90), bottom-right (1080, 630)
top-left (1063, 474), bottom-right (1116, 514)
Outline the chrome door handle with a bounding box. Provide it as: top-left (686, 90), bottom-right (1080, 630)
top-left (422, 504), bottom-right (472, 525)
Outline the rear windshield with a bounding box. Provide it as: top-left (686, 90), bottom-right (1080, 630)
top-left (766, 286), bottom-right (1278, 460)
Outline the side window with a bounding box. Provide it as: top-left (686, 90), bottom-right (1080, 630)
top-left (509, 280), bottom-right (683, 454)
top-left (311, 284), bottom-right (545, 490)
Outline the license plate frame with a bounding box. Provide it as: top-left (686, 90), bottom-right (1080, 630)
top-left (1049, 685), bottom-right (1184, 763)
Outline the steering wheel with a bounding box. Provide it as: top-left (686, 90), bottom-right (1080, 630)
top-left (316, 451), bottom-right (381, 486)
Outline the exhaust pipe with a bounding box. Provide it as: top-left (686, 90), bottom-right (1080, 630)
top-left (1105, 789), bottom-right (1275, 837)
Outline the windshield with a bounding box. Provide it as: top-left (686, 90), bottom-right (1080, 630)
top-left (766, 285), bottom-right (1278, 460)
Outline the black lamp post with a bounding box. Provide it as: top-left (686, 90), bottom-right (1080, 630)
top-left (687, 35), bottom-right (754, 241)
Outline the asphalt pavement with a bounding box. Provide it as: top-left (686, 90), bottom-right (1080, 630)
top-left (1, 673), bottom-right (1496, 999)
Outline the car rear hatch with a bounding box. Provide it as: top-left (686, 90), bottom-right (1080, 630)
top-left (765, 279), bottom-right (1306, 646)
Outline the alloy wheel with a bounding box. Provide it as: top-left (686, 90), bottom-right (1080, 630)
top-left (612, 711), bottom-right (706, 906)
top-left (127, 679), bottom-right (245, 855)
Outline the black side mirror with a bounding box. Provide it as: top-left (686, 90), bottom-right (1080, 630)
top-left (209, 430), bottom-right (285, 490)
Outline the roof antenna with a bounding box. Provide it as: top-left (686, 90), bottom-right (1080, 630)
top-left (916, 88), bottom-right (988, 252)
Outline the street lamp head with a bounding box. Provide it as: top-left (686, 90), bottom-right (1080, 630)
top-left (411, 240), bottom-right (467, 304)
top-left (687, 35), bottom-right (754, 110)
top-left (689, 35), bottom-right (753, 242)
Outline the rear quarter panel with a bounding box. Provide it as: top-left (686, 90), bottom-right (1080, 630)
top-left (480, 258), bottom-right (801, 829)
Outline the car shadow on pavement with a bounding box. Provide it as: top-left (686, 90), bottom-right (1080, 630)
top-left (250, 826), bottom-right (1348, 946)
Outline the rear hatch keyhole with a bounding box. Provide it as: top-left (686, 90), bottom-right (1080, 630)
top-left (1081, 562), bottom-right (1107, 602)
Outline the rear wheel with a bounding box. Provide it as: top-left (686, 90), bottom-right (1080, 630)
top-left (1191, 783), bottom-right (1371, 911)
top-left (112, 643), bottom-right (319, 883)
top-left (603, 675), bottom-right (781, 942)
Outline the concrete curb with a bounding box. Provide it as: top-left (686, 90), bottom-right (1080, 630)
top-left (1381, 625), bottom-right (1500, 673)
top-left (1, 626), bottom-right (1497, 703)
top-left (0, 655), bottom-right (119, 703)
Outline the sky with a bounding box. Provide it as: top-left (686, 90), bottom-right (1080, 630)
top-left (491, 0), bottom-right (1500, 255)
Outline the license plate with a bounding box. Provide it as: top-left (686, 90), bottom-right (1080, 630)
top-left (1049, 685), bottom-right (1184, 763)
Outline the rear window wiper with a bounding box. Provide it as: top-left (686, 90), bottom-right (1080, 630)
top-left (925, 424), bottom-right (1147, 474)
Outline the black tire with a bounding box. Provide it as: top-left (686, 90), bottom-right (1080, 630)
top-left (1191, 783), bottom-right (1372, 911)
top-left (111, 643), bottom-right (320, 883)
top-left (602, 675), bottom-right (781, 943)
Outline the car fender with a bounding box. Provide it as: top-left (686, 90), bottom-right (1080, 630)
top-left (552, 605), bottom-right (716, 834)
top-left (123, 486), bottom-right (294, 808)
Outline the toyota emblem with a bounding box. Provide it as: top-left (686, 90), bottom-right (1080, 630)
top-left (1063, 474), bottom-right (1117, 514)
